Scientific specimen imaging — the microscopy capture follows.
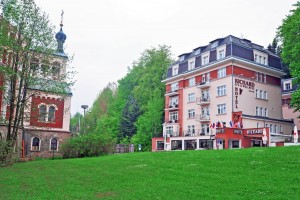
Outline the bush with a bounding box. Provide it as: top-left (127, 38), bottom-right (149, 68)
top-left (0, 140), bottom-right (18, 167)
top-left (60, 133), bottom-right (116, 159)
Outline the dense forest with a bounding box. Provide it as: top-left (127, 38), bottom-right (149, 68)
top-left (70, 45), bottom-right (173, 151)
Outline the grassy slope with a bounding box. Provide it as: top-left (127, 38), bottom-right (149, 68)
top-left (1, 146), bottom-right (300, 200)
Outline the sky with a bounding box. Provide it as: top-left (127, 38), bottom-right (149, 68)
top-left (34, 0), bottom-right (296, 115)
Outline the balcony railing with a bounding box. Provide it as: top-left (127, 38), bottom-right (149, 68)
top-left (165, 89), bottom-right (179, 96)
top-left (196, 97), bottom-right (210, 105)
top-left (197, 81), bottom-right (210, 89)
top-left (196, 114), bottom-right (210, 122)
top-left (166, 104), bottom-right (179, 110)
top-left (166, 119), bottom-right (178, 124)
top-left (164, 131), bottom-right (179, 137)
top-left (183, 130), bottom-right (211, 137)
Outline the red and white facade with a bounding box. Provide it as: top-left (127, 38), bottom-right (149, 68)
top-left (152, 35), bottom-right (294, 151)
top-left (0, 21), bottom-right (71, 158)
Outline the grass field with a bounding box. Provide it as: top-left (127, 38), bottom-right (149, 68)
top-left (1, 146), bottom-right (300, 200)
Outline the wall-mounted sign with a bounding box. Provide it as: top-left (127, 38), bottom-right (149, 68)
top-left (234, 78), bottom-right (255, 108)
top-left (216, 129), bottom-right (225, 134)
top-left (247, 129), bottom-right (263, 135)
top-left (234, 129), bottom-right (242, 134)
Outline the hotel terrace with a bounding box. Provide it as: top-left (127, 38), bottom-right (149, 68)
top-left (152, 35), bottom-right (294, 151)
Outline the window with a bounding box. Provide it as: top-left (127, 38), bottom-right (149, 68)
top-left (264, 108), bottom-right (268, 117)
top-left (260, 107), bottom-right (263, 116)
top-left (187, 125), bottom-right (195, 135)
top-left (169, 112), bottom-right (178, 121)
top-left (201, 90), bottom-right (209, 100)
top-left (203, 56), bottom-right (209, 65)
top-left (270, 124), bottom-right (273, 133)
top-left (188, 109), bottom-right (195, 119)
top-left (264, 91), bottom-right (268, 100)
top-left (202, 107), bottom-right (210, 116)
top-left (39, 105), bottom-right (47, 122)
top-left (188, 59), bottom-right (195, 70)
top-left (217, 104), bottom-right (226, 114)
top-left (217, 68), bottom-right (226, 78)
top-left (169, 96), bottom-right (178, 107)
top-left (201, 52), bottom-right (210, 65)
top-left (274, 125), bottom-right (277, 134)
top-left (179, 55), bottom-right (185, 62)
top-left (253, 50), bottom-right (268, 65)
top-left (256, 107), bottom-right (259, 116)
top-left (194, 49), bottom-right (201, 55)
top-left (50, 138), bottom-right (58, 151)
top-left (211, 41), bottom-right (218, 48)
top-left (32, 137), bottom-right (40, 151)
top-left (189, 78), bottom-right (195, 86)
top-left (217, 49), bottom-right (225, 60)
top-left (256, 89), bottom-right (258, 98)
top-left (171, 82), bottom-right (179, 92)
top-left (188, 93), bottom-right (195, 103)
top-left (255, 72), bottom-right (266, 82)
top-left (217, 85), bottom-right (226, 96)
top-left (285, 83), bottom-right (291, 90)
top-left (48, 106), bottom-right (56, 122)
top-left (172, 65), bottom-right (178, 76)
top-left (201, 124), bottom-right (210, 135)
top-left (166, 126), bottom-right (173, 135)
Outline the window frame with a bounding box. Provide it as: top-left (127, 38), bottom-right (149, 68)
top-left (217, 67), bottom-right (226, 78)
top-left (188, 93), bottom-right (195, 103)
top-left (217, 85), bottom-right (226, 96)
top-left (50, 138), bottom-right (58, 151)
top-left (217, 104), bottom-right (226, 114)
top-left (188, 109), bottom-right (195, 119)
top-left (31, 137), bottom-right (41, 151)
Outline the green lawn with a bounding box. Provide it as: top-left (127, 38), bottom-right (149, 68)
top-left (1, 146), bottom-right (300, 200)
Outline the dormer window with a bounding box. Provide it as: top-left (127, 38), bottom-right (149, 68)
top-left (172, 65), bottom-right (178, 76)
top-left (194, 49), bottom-right (201, 55)
top-left (253, 50), bottom-right (268, 65)
top-left (285, 82), bottom-right (291, 90)
top-left (188, 58), bottom-right (195, 71)
top-left (201, 52), bottom-right (210, 65)
top-left (217, 45), bottom-right (226, 60)
top-left (211, 41), bottom-right (218, 49)
top-left (179, 55), bottom-right (185, 62)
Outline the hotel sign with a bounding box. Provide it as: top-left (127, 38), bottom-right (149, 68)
top-left (216, 129), bottom-right (225, 134)
top-left (233, 129), bottom-right (242, 134)
top-left (235, 78), bottom-right (255, 109)
top-left (247, 129), bottom-right (263, 135)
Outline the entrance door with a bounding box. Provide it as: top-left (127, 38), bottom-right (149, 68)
top-left (218, 139), bottom-right (223, 149)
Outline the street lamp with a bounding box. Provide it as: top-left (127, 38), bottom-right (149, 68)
top-left (81, 105), bottom-right (88, 134)
top-left (81, 105), bottom-right (88, 117)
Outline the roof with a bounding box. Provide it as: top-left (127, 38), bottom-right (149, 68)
top-left (28, 78), bottom-right (72, 95)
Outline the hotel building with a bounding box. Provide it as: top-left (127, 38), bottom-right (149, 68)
top-left (152, 35), bottom-right (294, 151)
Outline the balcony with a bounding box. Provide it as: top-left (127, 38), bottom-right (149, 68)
top-left (165, 104), bottom-right (179, 111)
top-left (196, 114), bottom-right (210, 122)
top-left (197, 81), bottom-right (210, 89)
top-left (183, 130), bottom-right (211, 137)
top-left (196, 97), bottom-right (210, 105)
top-left (166, 119), bottom-right (178, 124)
top-left (163, 131), bottom-right (179, 137)
top-left (165, 89), bottom-right (179, 96)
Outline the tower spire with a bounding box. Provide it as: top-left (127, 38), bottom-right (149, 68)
top-left (55, 10), bottom-right (67, 54)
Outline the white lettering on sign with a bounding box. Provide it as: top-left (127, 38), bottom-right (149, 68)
top-left (216, 129), bottom-right (225, 134)
top-left (234, 129), bottom-right (242, 134)
top-left (247, 129), bottom-right (263, 135)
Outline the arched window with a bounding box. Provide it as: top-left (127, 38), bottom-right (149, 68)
top-left (41, 60), bottom-right (50, 75)
top-left (50, 138), bottom-right (58, 151)
top-left (48, 106), bottom-right (56, 122)
top-left (52, 62), bottom-right (61, 79)
top-left (39, 105), bottom-right (47, 122)
top-left (32, 137), bottom-right (40, 151)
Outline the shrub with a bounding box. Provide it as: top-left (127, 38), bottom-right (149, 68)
top-left (0, 140), bottom-right (18, 167)
top-left (60, 133), bottom-right (116, 159)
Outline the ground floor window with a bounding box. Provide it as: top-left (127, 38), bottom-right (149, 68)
top-left (32, 137), bottom-right (40, 151)
top-left (199, 139), bottom-right (213, 149)
top-left (50, 138), bottom-right (58, 151)
top-left (252, 140), bottom-right (261, 147)
top-left (231, 140), bottom-right (240, 148)
top-left (184, 140), bottom-right (197, 150)
top-left (157, 141), bottom-right (164, 150)
top-left (171, 140), bottom-right (182, 150)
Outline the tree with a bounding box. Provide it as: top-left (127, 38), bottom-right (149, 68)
top-left (0, 0), bottom-right (73, 164)
top-left (278, 2), bottom-right (300, 111)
